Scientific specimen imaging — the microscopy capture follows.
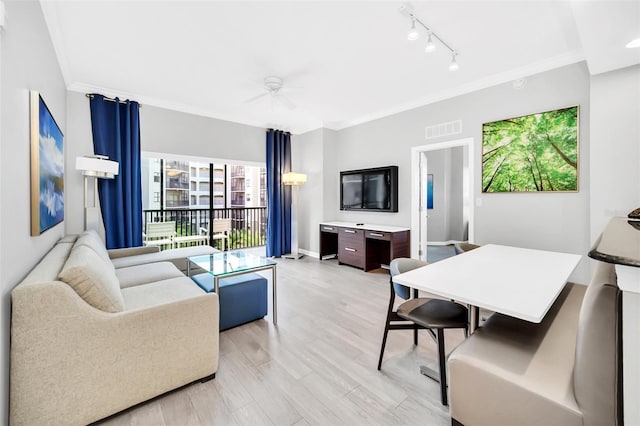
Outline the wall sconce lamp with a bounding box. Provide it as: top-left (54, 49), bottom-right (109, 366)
top-left (75, 155), bottom-right (119, 231)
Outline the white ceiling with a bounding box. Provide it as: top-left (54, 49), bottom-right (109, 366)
top-left (41, 1), bottom-right (640, 134)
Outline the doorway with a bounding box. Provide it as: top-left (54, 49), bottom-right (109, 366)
top-left (410, 138), bottom-right (475, 261)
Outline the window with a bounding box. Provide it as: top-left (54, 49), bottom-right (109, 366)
top-left (153, 172), bottom-right (160, 183)
top-left (153, 192), bottom-right (160, 202)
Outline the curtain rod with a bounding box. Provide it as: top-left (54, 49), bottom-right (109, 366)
top-left (265, 128), bottom-right (291, 134)
top-left (85, 93), bottom-right (142, 107)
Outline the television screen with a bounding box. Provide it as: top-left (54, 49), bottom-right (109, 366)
top-left (363, 171), bottom-right (390, 209)
top-left (340, 166), bottom-right (398, 212)
top-left (341, 173), bottom-right (362, 209)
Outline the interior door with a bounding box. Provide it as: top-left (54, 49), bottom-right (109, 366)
top-left (419, 151), bottom-right (429, 261)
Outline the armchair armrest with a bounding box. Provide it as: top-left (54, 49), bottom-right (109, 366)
top-left (108, 246), bottom-right (160, 259)
top-left (199, 227), bottom-right (209, 236)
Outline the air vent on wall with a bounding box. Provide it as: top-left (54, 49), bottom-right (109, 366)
top-left (425, 119), bottom-right (462, 140)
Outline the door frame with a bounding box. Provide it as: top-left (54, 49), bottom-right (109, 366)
top-left (410, 137), bottom-right (475, 259)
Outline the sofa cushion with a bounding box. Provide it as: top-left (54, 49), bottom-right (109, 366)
top-left (116, 262), bottom-right (185, 289)
top-left (573, 262), bottom-right (621, 426)
top-left (448, 283), bottom-right (586, 426)
top-left (59, 245), bottom-right (125, 313)
top-left (121, 277), bottom-right (206, 310)
top-left (74, 230), bottom-right (113, 269)
top-left (111, 245), bottom-right (218, 272)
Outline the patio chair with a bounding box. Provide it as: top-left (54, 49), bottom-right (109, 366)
top-left (201, 218), bottom-right (232, 251)
top-left (143, 221), bottom-right (177, 249)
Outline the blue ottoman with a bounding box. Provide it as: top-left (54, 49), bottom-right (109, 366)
top-left (191, 272), bottom-right (268, 331)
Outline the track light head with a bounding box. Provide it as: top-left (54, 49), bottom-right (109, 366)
top-left (425, 32), bottom-right (436, 53)
top-left (407, 18), bottom-right (419, 41)
top-left (449, 53), bottom-right (459, 71)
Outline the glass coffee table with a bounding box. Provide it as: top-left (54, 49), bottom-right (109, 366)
top-left (187, 251), bottom-right (278, 324)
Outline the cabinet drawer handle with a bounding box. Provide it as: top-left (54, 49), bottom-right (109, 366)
top-left (370, 232), bottom-right (384, 237)
top-left (344, 247), bottom-right (356, 252)
top-left (344, 230), bottom-right (356, 234)
top-left (323, 227), bottom-right (334, 231)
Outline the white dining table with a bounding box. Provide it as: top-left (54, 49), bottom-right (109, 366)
top-left (393, 244), bottom-right (582, 332)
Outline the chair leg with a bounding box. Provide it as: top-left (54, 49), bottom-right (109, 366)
top-left (437, 328), bottom-right (448, 406)
top-left (378, 286), bottom-right (396, 370)
top-left (414, 327), bottom-right (418, 346)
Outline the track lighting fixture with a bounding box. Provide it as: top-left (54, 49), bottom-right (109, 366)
top-left (425, 32), bottom-right (436, 53)
top-left (407, 18), bottom-right (419, 41)
top-left (402, 4), bottom-right (459, 71)
top-left (449, 53), bottom-right (459, 71)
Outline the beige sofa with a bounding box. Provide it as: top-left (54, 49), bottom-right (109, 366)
top-left (10, 231), bottom-right (220, 425)
top-left (448, 261), bottom-right (621, 426)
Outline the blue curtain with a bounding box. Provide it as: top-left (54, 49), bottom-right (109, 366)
top-left (89, 94), bottom-right (142, 249)
top-left (265, 129), bottom-right (292, 257)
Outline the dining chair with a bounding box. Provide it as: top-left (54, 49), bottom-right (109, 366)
top-left (378, 257), bottom-right (468, 406)
top-left (453, 242), bottom-right (480, 255)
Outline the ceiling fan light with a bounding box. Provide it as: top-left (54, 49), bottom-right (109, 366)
top-left (449, 53), bottom-right (459, 71)
top-left (425, 33), bottom-right (436, 53)
top-left (407, 19), bottom-right (419, 41)
top-left (626, 37), bottom-right (640, 48)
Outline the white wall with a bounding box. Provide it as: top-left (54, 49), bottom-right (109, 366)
top-left (0, 1), bottom-right (67, 422)
top-left (589, 65), bottom-right (640, 244)
top-left (311, 62), bottom-right (591, 283)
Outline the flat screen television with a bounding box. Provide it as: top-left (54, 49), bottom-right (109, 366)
top-left (340, 166), bottom-right (398, 212)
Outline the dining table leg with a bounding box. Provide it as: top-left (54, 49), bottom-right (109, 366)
top-left (468, 305), bottom-right (480, 333)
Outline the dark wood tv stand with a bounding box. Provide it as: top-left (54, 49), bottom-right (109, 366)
top-left (319, 222), bottom-right (410, 272)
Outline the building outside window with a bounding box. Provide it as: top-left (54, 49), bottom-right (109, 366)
top-left (141, 157), bottom-right (266, 211)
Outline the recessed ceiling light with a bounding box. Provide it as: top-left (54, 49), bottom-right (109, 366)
top-left (626, 37), bottom-right (640, 48)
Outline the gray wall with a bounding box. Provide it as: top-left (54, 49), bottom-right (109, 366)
top-left (296, 62), bottom-right (591, 283)
top-left (292, 128), bottom-right (323, 255)
top-left (0, 1), bottom-right (67, 422)
top-left (589, 65), bottom-right (640, 246)
top-left (64, 91), bottom-right (267, 235)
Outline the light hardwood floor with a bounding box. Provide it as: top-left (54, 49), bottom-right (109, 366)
top-left (98, 253), bottom-right (465, 426)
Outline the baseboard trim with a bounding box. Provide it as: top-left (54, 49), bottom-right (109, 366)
top-left (300, 249), bottom-right (319, 258)
top-left (427, 240), bottom-right (466, 246)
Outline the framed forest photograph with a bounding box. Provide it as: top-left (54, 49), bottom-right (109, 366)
top-left (482, 106), bottom-right (579, 193)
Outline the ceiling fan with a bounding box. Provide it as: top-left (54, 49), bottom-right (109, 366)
top-left (244, 76), bottom-right (297, 110)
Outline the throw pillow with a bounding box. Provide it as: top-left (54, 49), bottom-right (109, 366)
top-left (59, 245), bottom-right (124, 312)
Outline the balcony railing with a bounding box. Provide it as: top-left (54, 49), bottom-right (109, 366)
top-left (143, 207), bottom-right (267, 250)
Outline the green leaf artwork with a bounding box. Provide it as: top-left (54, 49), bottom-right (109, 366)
top-left (482, 106), bottom-right (579, 192)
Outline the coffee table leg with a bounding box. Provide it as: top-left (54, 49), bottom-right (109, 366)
top-left (272, 266), bottom-right (277, 325)
top-left (214, 276), bottom-right (219, 295)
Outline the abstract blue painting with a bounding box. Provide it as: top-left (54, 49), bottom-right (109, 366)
top-left (31, 91), bottom-right (64, 235)
top-left (426, 174), bottom-right (433, 209)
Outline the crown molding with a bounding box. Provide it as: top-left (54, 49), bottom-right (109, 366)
top-left (40, 2), bottom-right (72, 87)
top-left (331, 49), bottom-right (586, 131)
top-left (68, 82), bottom-right (324, 135)
top-left (68, 50), bottom-right (584, 137)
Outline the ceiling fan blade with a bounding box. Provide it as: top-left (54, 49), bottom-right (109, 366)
top-left (243, 92), bottom-right (269, 103)
top-left (278, 93), bottom-right (296, 110)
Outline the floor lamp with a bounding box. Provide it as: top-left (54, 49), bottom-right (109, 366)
top-left (75, 155), bottom-right (119, 232)
top-left (282, 172), bottom-right (307, 259)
